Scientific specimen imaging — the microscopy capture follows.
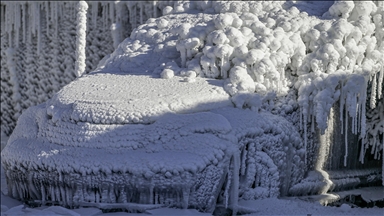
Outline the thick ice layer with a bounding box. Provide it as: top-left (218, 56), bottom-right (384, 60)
top-left (47, 74), bottom-right (231, 124)
top-left (2, 101), bottom-right (305, 212)
top-left (2, 105), bottom-right (237, 211)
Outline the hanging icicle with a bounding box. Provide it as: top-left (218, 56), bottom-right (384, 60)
top-left (37, 3), bottom-right (41, 55)
top-left (22, 3), bottom-right (26, 44)
top-left (153, 1), bottom-right (157, 18)
top-left (92, 2), bottom-right (98, 28)
top-left (14, 3), bottom-right (20, 48)
top-left (370, 73), bottom-right (377, 109)
top-left (230, 151), bottom-right (240, 216)
top-left (378, 65), bottom-right (383, 100)
top-left (74, 1), bottom-right (88, 78)
top-left (344, 107), bottom-right (348, 167)
top-left (139, 1), bottom-right (143, 25)
top-left (303, 107), bottom-right (308, 165)
top-left (109, 1), bottom-right (114, 24)
top-left (55, 2), bottom-right (59, 38)
top-left (45, 1), bottom-right (49, 35)
top-left (340, 86), bottom-right (345, 134)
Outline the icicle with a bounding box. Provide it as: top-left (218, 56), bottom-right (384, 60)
top-left (67, 185), bottom-right (73, 207)
top-left (57, 2), bottom-right (61, 23)
top-left (4, 3), bottom-right (8, 36)
top-left (311, 105), bottom-right (315, 133)
top-left (35, 2), bottom-right (39, 38)
top-left (14, 3), bottom-right (20, 48)
top-left (299, 107), bottom-right (302, 130)
top-left (133, 3), bottom-right (137, 29)
top-left (370, 73), bottom-right (377, 109)
top-left (352, 110), bottom-right (355, 134)
top-left (55, 186), bottom-right (61, 202)
top-left (92, 2), bottom-right (98, 28)
top-left (50, 1), bottom-right (54, 25)
top-left (230, 151), bottom-right (240, 216)
top-left (45, 1), bottom-right (49, 34)
top-left (102, 3), bottom-right (106, 29)
top-left (355, 101), bottom-right (358, 134)
top-left (360, 80), bottom-right (367, 139)
top-left (182, 188), bottom-right (189, 209)
top-left (22, 3), bottom-right (26, 43)
top-left (340, 87), bottom-right (345, 134)
top-left (140, 2), bottom-right (143, 25)
top-left (154, 191), bottom-right (158, 204)
top-left (241, 146), bottom-right (247, 176)
top-left (37, 3), bottom-right (41, 55)
top-left (50, 185), bottom-right (55, 201)
top-left (74, 1), bottom-right (88, 77)
top-left (378, 65), bottom-right (383, 100)
top-left (109, 1), bottom-right (114, 24)
top-left (357, 101), bottom-right (360, 133)
top-left (120, 186), bottom-right (127, 203)
top-left (55, 2), bottom-right (58, 38)
top-left (149, 185), bottom-right (154, 204)
top-left (358, 107), bottom-right (365, 159)
top-left (1, 5), bottom-right (4, 36)
top-left (224, 166), bottom-right (231, 209)
top-left (153, 1), bottom-right (157, 18)
top-left (110, 185), bottom-right (116, 203)
top-left (303, 108), bottom-right (307, 164)
top-left (59, 175), bottom-right (66, 205)
top-left (344, 111), bottom-right (348, 167)
top-left (6, 4), bottom-right (13, 48)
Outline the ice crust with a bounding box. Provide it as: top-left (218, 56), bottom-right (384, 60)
top-left (2, 102), bottom-right (304, 213)
top-left (47, 74), bottom-right (231, 125)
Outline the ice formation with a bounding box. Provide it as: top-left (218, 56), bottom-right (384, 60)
top-left (1, 0), bottom-right (384, 214)
top-left (74, 1), bottom-right (88, 78)
top-left (1, 76), bottom-right (304, 213)
top-left (0, 1), bottom-right (174, 135)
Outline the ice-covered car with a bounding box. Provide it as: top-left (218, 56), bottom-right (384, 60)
top-left (1, 70), bottom-right (306, 213)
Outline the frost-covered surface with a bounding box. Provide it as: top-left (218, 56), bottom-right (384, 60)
top-left (47, 74), bottom-right (231, 124)
top-left (0, 1), bottom-right (174, 136)
top-left (1, 88), bottom-right (304, 213)
top-left (1, 0), bottom-right (384, 215)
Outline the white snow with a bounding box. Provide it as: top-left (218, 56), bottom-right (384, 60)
top-left (74, 1), bottom-right (88, 78)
